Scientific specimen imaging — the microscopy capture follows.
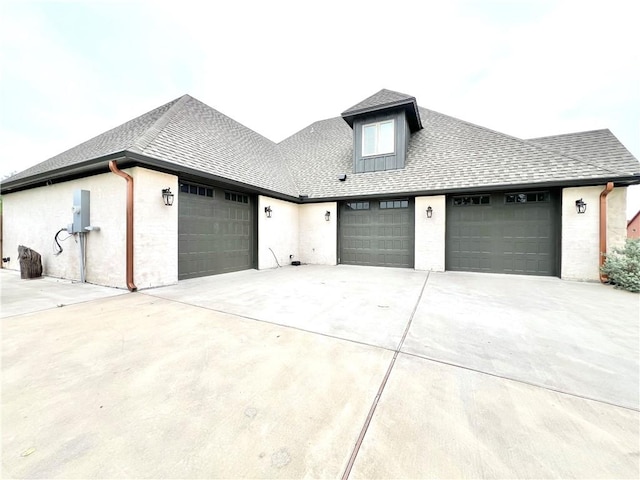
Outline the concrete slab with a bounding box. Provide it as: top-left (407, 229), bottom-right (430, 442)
top-left (403, 272), bottom-right (640, 409)
top-left (145, 265), bottom-right (428, 350)
top-left (1, 269), bottom-right (126, 318)
top-left (2, 293), bottom-right (392, 478)
top-left (2, 266), bottom-right (638, 478)
top-left (351, 354), bottom-right (639, 479)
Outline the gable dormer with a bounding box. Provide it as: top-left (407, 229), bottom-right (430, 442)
top-left (341, 89), bottom-right (422, 173)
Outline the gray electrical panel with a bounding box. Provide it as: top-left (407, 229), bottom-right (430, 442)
top-left (72, 190), bottom-right (90, 233)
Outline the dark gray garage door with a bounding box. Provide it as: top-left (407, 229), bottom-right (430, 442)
top-left (178, 183), bottom-right (255, 280)
top-left (446, 191), bottom-right (559, 276)
top-left (339, 198), bottom-right (414, 268)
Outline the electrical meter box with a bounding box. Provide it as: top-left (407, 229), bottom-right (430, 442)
top-left (72, 190), bottom-right (90, 233)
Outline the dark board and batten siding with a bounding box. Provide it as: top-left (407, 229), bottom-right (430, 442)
top-left (352, 110), bottom-right (409, 173)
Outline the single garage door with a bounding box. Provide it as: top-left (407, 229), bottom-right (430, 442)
top-left (178, 182), bottom-right (255, 280)
top-left (339, 198), bottom-right (414, 268)
top-left (446, 191), bottom-right (559, 276)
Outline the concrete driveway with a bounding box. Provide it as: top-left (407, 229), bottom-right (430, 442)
top-left (2, 266), bottom-right (638, 478)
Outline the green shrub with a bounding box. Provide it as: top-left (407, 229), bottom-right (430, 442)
top-left (601, 239), bottom-right (640, 292)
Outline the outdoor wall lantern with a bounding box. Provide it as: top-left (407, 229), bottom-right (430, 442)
top-left (325, 211), bottom-right (331, 221)
top-left (426, 206), bottom-right (433, 218)
top-left (264, 206), bottom-right (272, 218)
top-left (162, 188), bottom-right (174, 206)
top-left (575, 198), bottom-right (587, 214)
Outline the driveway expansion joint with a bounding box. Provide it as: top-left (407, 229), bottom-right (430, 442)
top-left (341, 271), bottom-right (431, 479)
top-left (400, 350), bottom-right (640, 413)
top-left (139, 291), bottom-right (399, 353)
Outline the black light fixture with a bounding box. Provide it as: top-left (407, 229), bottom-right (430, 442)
top-left (264, 206), bottom-right (272, 218)
top-left (575, 198), bottom-right (587, 214)
top-left (338, 174), bottom-right (347, 182)
top-left (426, 206), bottom-right (433, 218)
top-left (325, 211), bottom-right (331, 221)
top-left (162, 188), bottom-right (174, 206)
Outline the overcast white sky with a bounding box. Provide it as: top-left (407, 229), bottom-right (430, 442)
top-left (1, 0), bottom-right (639, 217)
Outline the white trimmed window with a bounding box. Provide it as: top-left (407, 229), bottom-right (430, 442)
top-left (362, 120), bottom-right (394, 156)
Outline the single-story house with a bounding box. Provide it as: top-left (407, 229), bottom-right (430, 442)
top-left (2, 89), bottom-right (639, 290)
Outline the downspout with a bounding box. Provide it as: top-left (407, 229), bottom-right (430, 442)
top-left (109, 161), bottom-right (137, 291)
top-left (599, 182), bottom-right (614, 283)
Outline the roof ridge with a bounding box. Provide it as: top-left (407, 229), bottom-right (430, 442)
top-left (418, 107), bottom-right (622, 177)
top-left (130, 94), bottom-right (192, 153)
top-left (527, 128), bottom-right (611, 141)
top-left (341, 88), bottom-right (415, 116)
top-left (380, 88), bottom-right (414, 97)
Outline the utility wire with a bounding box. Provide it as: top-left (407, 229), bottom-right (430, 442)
top-left (268, 247), bottom-right (280, 267)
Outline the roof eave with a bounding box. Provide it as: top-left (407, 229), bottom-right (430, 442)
top-left (298, 175), bottom-right (640, 203)
top-left (123, 152), bottom-right (301, 202)
top-left (0, 152), bottom-right (128, 194)
top-left (341, 99), bottom-right (423, 132)
top-left (1, 150), bottom-right (301, 202)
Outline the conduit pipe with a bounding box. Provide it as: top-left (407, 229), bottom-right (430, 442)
top-left (109, 160), bottom-right (137, 291)
top-left (599, 182), bottom-right (614, 283)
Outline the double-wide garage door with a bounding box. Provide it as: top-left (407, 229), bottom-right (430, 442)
top-left (339, 198), bottom-right (414, 268)
top-left (446, 191), bottom-right (559, 276)
top-left (178, 182), bottom-right (255, 280)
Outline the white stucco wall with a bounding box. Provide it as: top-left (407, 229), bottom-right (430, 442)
top-left (1, 167), bottom-right (178, 289)
top-left (2, 172), bottom-right (127, 287)
top-left (561, 185), bottom-right (627, 281)
top-left (299, 202), bottom-right (337, 265)
top-left (130, 167), bottom-right (178, 289)
top-left (414, 195), bottom-right (446, 271)
top-left (258, 196), bottom-right (299, 269)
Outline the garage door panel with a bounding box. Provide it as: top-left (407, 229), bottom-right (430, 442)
top-left (178, 183), bottom-right (254, 280)
top-left (446, 191), bottom-right (557, 276)
top-left (340, 199), bottom-right (414, 268)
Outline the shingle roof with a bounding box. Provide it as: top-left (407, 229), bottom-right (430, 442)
top-left (5, 97), bottom-right (182, 183)
top-left (528, 130), bottom-right (640, 175)
top-left (131, 96), bottom-right (298, 197)
top-left (278, 107), bottom-right (640, 199)
top-left (3, 95), bottom-right (299, 197)
top-left (3, 91), bottom-right (639, 200)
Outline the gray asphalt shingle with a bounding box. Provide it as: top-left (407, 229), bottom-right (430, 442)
top-left (136, 96), bottom-right (298, 197)
top-left (528, 130), bottom-right (639, 175)
top-left (5, 97), bottom-right (182, 182)
top-left (4, 95), bottom-right (299, 198)
top-left (278, 107), bottom-right (638, 199)
top-left (3, 91), bottom-right (638, 201)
